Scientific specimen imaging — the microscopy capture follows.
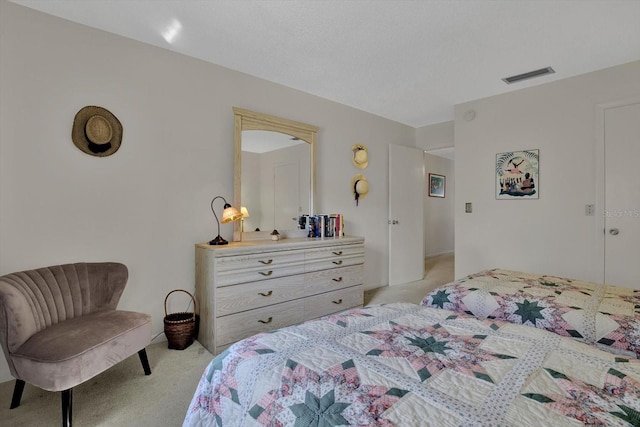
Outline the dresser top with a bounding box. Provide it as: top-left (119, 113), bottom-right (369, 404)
top-left (196, 236), bottom-right (364, 255)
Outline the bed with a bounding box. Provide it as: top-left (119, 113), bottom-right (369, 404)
top-left (421, 268), bottom-right (640, 358)
top-left (183, 303), bottom-right (640, 426)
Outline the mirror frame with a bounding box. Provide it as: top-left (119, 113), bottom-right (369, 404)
top-left (233, 107), bottom-right (319, 241)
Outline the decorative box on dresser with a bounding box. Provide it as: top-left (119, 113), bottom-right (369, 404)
top-left (195, 236), bottom-right (365, 355)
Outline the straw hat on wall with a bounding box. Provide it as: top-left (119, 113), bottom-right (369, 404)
top-left (352, 144), bottom-right (368, 169)
top-left (72, 106), bottom-right (123, 157)
top-left (351, 174), bottom-right (369, 206)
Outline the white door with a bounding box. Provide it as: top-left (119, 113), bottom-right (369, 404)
top-left (389, 145), bottom-right (424, 286)
top-left (603, 101), bottom-right (640, 287)
top-left (274, 163), bottom-right (299, 230)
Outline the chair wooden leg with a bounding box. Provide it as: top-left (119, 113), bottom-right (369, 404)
top-left (138, 349), bottom-right (151, 375)
top-left (61, 388), bottom-right (72, 427)
top-left (10, 379), bottom-right (25, 409)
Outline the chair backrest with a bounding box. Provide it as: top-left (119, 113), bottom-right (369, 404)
top-left (0, 263), bottom-right (128, 358)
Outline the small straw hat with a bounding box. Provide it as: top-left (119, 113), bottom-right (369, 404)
top-left (351, 174), bottom-right (369, 206)
top-left (352, 144), bottom-right (368, 169)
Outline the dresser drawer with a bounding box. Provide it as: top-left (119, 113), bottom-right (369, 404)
top-left (217, 275), bottom-right (306, 316)
top-left (303, 285), bottom-right (364, 321)
top-left (216, 300), bottom-right (305, 347)
top-left (305, 244), bottom-right (364, 263)
top-left (304, 265), bottom-right (363, 296)
top-left (305, 255), bottom-right (364, 273)
top-left (216, 249), bottom-right (305, 272)
top-left (305, 244), bottom-right (364, 273)
top-left (217, 262), bottom-right (306, 287)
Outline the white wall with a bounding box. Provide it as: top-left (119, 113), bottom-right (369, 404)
top-left (416, 121), bottom-right (454, 150)
top-left (0, 1), bottom-right (415, 382)
top-left (424, 153), bottom-right (455, 256)
top-left (454, 60), bottom-right (640, 281)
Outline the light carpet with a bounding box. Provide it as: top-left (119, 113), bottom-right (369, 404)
top-left (364, 252), bottom-right (454, 305)
top-left (0, 340), bottom-right (213, 426)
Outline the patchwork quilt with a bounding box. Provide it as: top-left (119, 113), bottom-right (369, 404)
top-left (184, 303), bottom-right (640, 426)
top-left (421, 268), bottom-right (640, 358)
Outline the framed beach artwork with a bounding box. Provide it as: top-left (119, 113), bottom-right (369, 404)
top-left (428, 173), bottom-right (445, 198)
top-left (496, 149), bottom-right (539, 199)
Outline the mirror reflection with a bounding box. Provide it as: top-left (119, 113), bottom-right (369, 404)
top-left (241, 130), bottom-right (310, 232)
top-left (233, 107), bottom-right (318, 241)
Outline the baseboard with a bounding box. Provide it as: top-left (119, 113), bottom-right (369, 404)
top-left (426, 250), bottom-right (454, 258)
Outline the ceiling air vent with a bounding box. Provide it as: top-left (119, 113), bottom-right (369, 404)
top-left (502, 67), bottom-right (555, 84)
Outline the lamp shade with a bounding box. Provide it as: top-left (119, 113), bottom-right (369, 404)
top-left (241, 206), bottom-right (250, 218)
top-left (221, 205), bottom-right (243, 224)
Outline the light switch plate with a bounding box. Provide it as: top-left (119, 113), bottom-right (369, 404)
top-left (465, 203), bottom-right (472, 213)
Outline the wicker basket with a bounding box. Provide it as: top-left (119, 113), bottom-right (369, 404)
top-left (163, 289), bottom-right (198, 350)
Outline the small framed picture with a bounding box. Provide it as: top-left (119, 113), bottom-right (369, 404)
top-left (428, 173), bottom-right (445, 198)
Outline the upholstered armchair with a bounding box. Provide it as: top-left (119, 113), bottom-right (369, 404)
top-left (0, 262), bottom-right (152, 427)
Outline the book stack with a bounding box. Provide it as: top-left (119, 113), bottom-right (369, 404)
top-left (331, 214), bottom-right (344, 237)
top-left (304, 214), bottom-right (344, 238)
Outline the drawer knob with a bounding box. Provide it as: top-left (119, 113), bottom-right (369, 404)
top-left (259, 270), bottom-right (273, 276)
top-left (332, 251), bottom-right (343, 256)
top-left (258, 290), bottom-right (273, 297)
top-left (259, 259), bottom-right (273, 265)
top-left (332, 277), bottom-right (343, 282)
top-left (332, 299), bottom-right (343, 304)
top-left (332, 260), bottom-right (343, 265)
top-left (258, 317), bottom-right (273, 324)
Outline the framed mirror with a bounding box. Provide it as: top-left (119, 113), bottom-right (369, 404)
top-left (233, 108), bottom-right (319, 241)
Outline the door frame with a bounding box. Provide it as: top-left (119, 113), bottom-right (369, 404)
top-left (595, 97), bottom-right (640, 283)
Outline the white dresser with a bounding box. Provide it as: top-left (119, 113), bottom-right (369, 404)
top-left (195, 236), bottom-right (364, 355)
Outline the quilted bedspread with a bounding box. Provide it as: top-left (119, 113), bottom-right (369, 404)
top-left (184, 303), bottom-right (640, 426)
top-left (422, 269), bottom-right (640, 358)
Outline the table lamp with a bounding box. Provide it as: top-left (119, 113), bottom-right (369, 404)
top-left (209, 196), bottom-right (242, 245)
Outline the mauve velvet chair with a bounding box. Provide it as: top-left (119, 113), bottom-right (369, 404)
top-left (0, 262), bottom-right (152, 427)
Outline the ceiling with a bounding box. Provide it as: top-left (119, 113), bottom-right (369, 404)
top-left (11, 0), bottom-right (640, 128)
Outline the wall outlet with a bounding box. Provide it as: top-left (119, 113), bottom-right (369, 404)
top-left (585, 204), bottom-right (595, 216)
top-left (465, 202), bottom-right (473, 213)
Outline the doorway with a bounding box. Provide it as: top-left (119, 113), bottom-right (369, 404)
top-left (424, 149), bottom-right (455, 260)
top-left (597, 99), bottom-right (640, 288)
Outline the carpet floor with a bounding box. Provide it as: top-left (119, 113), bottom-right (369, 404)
top-left (364, 252), bottom-right (454, 305)
top-left (0, 340), bottom-right (213, 426)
